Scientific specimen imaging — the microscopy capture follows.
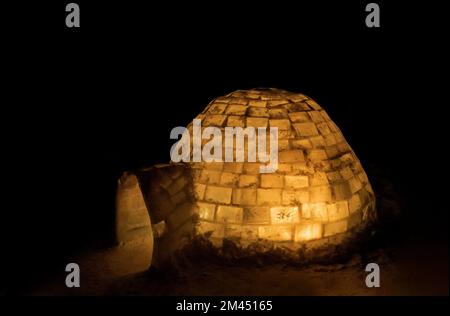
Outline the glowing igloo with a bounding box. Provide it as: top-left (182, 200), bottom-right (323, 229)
top-left (116, 89), bottom-right (376, 265)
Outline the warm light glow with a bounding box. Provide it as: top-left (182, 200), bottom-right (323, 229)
top-left (295, 222), bottom-right (323, 242)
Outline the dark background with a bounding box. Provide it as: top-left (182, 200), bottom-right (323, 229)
top-left (6, 0), bottom-right (446, 293)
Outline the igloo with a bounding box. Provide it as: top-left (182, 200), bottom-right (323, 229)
top-left (115, 89), bottom-right (376, 266)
